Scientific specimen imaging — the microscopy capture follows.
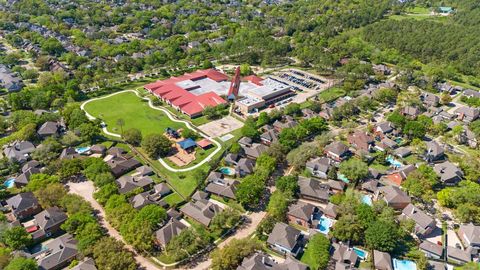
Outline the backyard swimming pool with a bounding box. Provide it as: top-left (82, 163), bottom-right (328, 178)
top-left (315, 213), bottom-right (334, 234)
top-left (386, 155), bottom-right (403, 168)
top-left (353, 247), bottom-right (368, 260)
top-left (75, 146), bottom-right (91, 154)
top-left (393, 259), bottom-right (417, 270)
top-left (361, 195), bottom-right (373, 206)
top-left (219, 167), bottom-right (235, 176)
top-left (3, 178), bottom-right (15, 189)
top-left (337, 173), bottom-right (350, 183)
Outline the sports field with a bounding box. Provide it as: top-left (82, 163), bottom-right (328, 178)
top-left (83, 91), bottom-right (185, 136)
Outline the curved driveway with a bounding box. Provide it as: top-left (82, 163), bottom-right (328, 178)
top-left (81, 90), bottom-right (222, 172)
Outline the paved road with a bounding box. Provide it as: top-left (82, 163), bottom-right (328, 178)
top-left (67, 181), bottom-right (162, 270)
top-left (80, 89), bottom-right (222, 172)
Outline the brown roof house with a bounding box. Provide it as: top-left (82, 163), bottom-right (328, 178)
top-left (373, 250), bottom-right (393, 270)
top-left (375, 186), bottom-right (411, 210)
top-left (35, 233), bottom-right (78, 270)
top-left (180, 199), bottom-right (222, 226)
top-left (273, 116), bottom-right (298, 132)
top-left (287, 201), bottom-right (319, 229)
top-left (400, 203), bottom-right (437, 236)
top-left (401, 106), bottom-right (421, 119)
top-left (324, 141), bottom-right (350, 162)
top-left (447, 246), bottom-right (472, 264)
top-left (104, 149), bottom-right (141, 177)
top-left (434, 161), bottom-right (463, 185)
top-left (3, 140), bottom-right (36, 163)
top-left (348, 131), bottom-right (374, 153)
top-left (236, 158), bottom-right (255, 177)
top-left (267, 222), bottom-right (303, 257)
top-left (237, 252), bottom-right (309, 270)
top-left (116, 175), bottom-right (154, 194)
top-left (70, 258), bottom-right (97, 270)
top-left (375, 122), bottom-right (394, 139)
top-left (305, 157), bottom-right (332, 179)
top-left (154, 219), bottom-right (187, 249)
top-left (30, 207), bottom-right (68, 242)
top-left (37, 121), bottom-right (62, 137)
top-left (6, 192), bottom-right (42, 220)
top-left (425, 141), bottom-right (445, 162)
top-left (419, 240), bottom-right (443, 259)
top-left (454, 106), bottom-right (480, 123)
top-left (332, 243), bottom-right (359, 268)
top-left (205, 172), bottom-right (239, 200)
top-left (260, 128), bottom-right (279, 146)
top-left (298, 176), bottom-right (331, 203)
top-left (15, 161), bottom-right (41, 187)
top-left (242, 143), bottom-right (269, 160)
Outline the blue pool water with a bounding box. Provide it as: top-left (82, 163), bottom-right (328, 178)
top-left (395, 138), bottom-right (403, 144)
top-left (316, 214), bottom-right (334, 234)
top-left (337, 173), bottom-right (350, 183)
top-left (393, 259), bottom-right (417, 270)
top-left (386, 155), bottom-right (403, 168)
top-left (3, 178), bottom-right (15, 188)
top-left (75, 146), bottom-right (91, 154)
top-left (353, 247), bottom-right (368, 259)
top-left (361, 195), bottom-right (373, 206)
top-left (219, 167), bottom-right (235, 175)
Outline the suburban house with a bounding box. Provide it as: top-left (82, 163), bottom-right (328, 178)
top-left (37, 121), bottom-right (62, 137)
top-left (400, 204), bottom-right (437, 236)
top-left (180, 198), bottom-right (222, 226)
top-left (90, 144), bottom-right (107, 156)
top-left (433, 161), bottom-right (463, 185)
top-left (458, 126), bottom-right (478, 149)
top-left (323, 202), bottom-right (339, 219)
top-left (70, 258), bottom-right (96, 270)
top-left (267, 222), bottom-right (303, 257)
top-left (376, 186), bottom-right (411, 210)
top-left (224, 153), bottom-right (239, 166)
top-left (3, 140), bottom-right (36, 163)
top-left (6, 192), bottom-right (42, 220)
top-left (447, 246), bottom-right (472, 264)
top-left (30, 207), bottom-right (68, 242)
top-left (133, 165), bottom-right (155, 177)
top-left (394, 147), bottom-right (412, 158)
top-left (425, 141), bottom-right (445, 162)
top-left (376, 137), bottom-right (397, 151)
top-left (0, 64), bottom-right (24, 92)
top-left (237, 252), bottom-right (309, 270)
top-left (298, 176), bottom-right (331, 203)
top-left (260, 128), bottom-right (279, 145)
top-left (332, 243), bottom-right (359, 268)
top-left (236, 158), bottom-right (255, 177)
top-left (305, 157), bottom-right (332, 179)
top-left (324, 142), bottom-right (350, 162)
top-left (287, 201), bottom-right (318, 229)
top-left (458, 223), bottom-right (480, 249)
top-left (205, 172), bottom-right (239, 200)
top-left (60, 147), bottom-right (80, 160)
top-left (375, 122), bottom-right (394, 139)
top-left (273, 116), bottom-right (298, 132)
top-left (362, 179), bottom-right (379, 194)
top-left (104, 150), bottom-right (142, 177)
top-left (129, 182), bottom-right (171, 209)
top-left (326, 180), bottom-right (346, 193)
top-left (454, 106), bottom-right (479, 123)
top-left (15, 162), bottom-right (41, 187)
top-left (463, 89), bottom-right (480, 99)
top-left (242, 143), bottom-right (269, 160)
top-left (419, 240), bottom-right (443, 259)
top-left (401, 106), bottom-right (421, 119)
top-left (373, 250), bottom-right (393, 270)
top-left (421, 93), bottom-right (440, 107)
top-left (116, 175), bottom-right (154, 194)
top-left (386, 164), bottom-right (416, 186)
top-left (35, 233), bottom-right (78, 270)
top-left (348, 131), bottom-right (374, 153)
top-left (154, 219), bottom-right (187, 249)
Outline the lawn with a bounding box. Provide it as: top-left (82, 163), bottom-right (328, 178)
top-left (84, 91), bottom-right (185, 136)
top-left (317, 87), bottom-right (346, 103)
top-left (300, 243), bottom-right (321, 270)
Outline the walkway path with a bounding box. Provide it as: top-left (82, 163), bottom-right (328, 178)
top-left (80, 89), bottom-right (222, 172)
top-left (67, 181), bottom-right (161, 270)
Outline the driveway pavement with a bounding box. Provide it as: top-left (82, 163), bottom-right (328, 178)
top-left (67, 181), bottom-right (162, 270)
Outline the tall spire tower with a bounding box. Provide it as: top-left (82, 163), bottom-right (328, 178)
top-left (227, 66), bottom-right (241, 101)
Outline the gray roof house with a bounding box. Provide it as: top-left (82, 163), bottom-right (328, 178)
top-left (154, 219), bottom-right (187, 248)
top-left (298, 176), bottom-right (331, 203)
top-left (458, 223), bottom-right (480, 248)
top-left (237, 253), bottom-right (308, 270)
top-left (236, 158), bottom-right (255, 177)
top-left (401, 204), bottom-right (437, 236)
top-left (375, 122), bottom-right (394, 135)
top-left (224, 153), bottom-right (239, 165)
top-left (205, 173), bottom-right (239, 200)
top-left (422, 93), bottom-right (440, 107)
top-left (425, 141), bottom-right (444, 162)
top-left (260, 129), bottom-right (279, 145)
top-left (36, 233), bottom-right (78, 270)
top-left (434, 161), bottom-right (463, 185)
top-left (37, 121), bottom-right (61, 137)
top-left (267, 222), bottom-right (303, 257)
top-left (463, 89), bottom-right (480, 99)
top-left (324, 141), bottom-right (350, 162)
top-left (419, 240), bottom-right (443, 259)
top-left (373, 250), bottom-right (393, 270)
top-left (130, 191), bottom-right (167, 210)
top-left (324, 202), bottom-right (339, 219)
top-left (180, 199), bottom-right (222, 226)
top-left (134, 165), bottom-right (154, 177)
top-left (394, 147), bottom-right (411, 158)
top-left (242, 143), bottom-right (269, 160)
top-left (402, 106), bottom-right (421, 118)
top-left (455, 106), bottom-right (480, 123)
top-left (116, 175), bottom-right (154, 194)
top-left (31, 207), bottom-right (68, 241)
top-left (15, 166), bottom-right (41, 187)
top-left (332, 243), bottom-right (359, 267)
top-left (447, 246), bottom-right (471, 264)
top-left (287, 201), bottom-right (318, 228)
top-left (3, 141), bottom-right (36, 163)
top-left (305, 157), bottom-right (332, 179)
top-left (0, 64), bottom-right (24, 92)
top-left (6, 192), bottom-right (42, 220)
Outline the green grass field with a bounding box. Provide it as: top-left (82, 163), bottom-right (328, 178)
top-left (84, 91), bottom-right (185, 136)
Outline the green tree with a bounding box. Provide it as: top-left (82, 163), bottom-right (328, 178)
top-left (240, 117), bottom-right (259, 139)
top-left (94, 183), bottom-right (119, 205)
top-left (4, 257), bottom-right (37, 270)
top-left (25, 174), bottom-right (60, 192)
top-left (0, 247), bottom-right (11, 269)
top-left (210, 208), bottom-right (242, 234)
top-left (1, 227), bottom-right (32, 249)
top-left (267, 191), bottom-right (290, 221)
top-left (331, 213), bottom-right (363, 242)
top-left (302, 233), bottom-right (331, 270)
top-left (256, 112), bottom-right (270, 127)
top-left (402, 164), bottom-right (438, 200)
top-left (387, 111), bottom-right (406, 129)
top-left (339, 158), bottom-right (369, 184)
top-left (239, 64), bottom-right (252, 76)
top-left (404, 121), bottom-right (426, 139)
top-left (235, 175), bottom-right (265, 208)
top-left (284, 103), bottom-right (301, 116)
top-left (92, 237), bottom-right (137, 270)
top-left (142, 133), bottom-right (172, 158)
top-left (365, 220), bottom-right (399, 252)
top-left (34, 183), bottom-right (67, 209)
top-left (210, 238), bottom-right (260, 270)
top-left (136, 205), bottom-right (167, 227)
top-left (181, 128), bottom-right (198, 140)
top-left (276, 175), bottom-right (299, 194)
